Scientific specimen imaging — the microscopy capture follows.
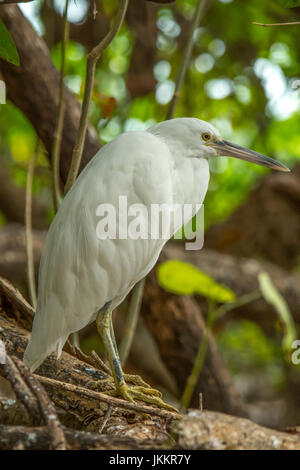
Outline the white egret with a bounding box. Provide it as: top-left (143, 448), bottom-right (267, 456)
top-left (24, 118), bottom-right (289, 408)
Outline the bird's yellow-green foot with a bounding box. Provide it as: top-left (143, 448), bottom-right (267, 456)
top-left (88, 377), bottom-right (177, 413)
top-left (108, 380), bottom-right (177, 412)
top-left (95, 304), bottom-right (177, 413)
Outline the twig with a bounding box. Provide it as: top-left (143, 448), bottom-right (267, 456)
top-left (52, 0), bottom-right (70, 212)
top-left (0, 424), bottom-right (146, 450)
top-left (253, 21), bottom-right (300, 27)
top-left (36, 374), bottom-right (178, 419)
top-left (0, 0), bottom-right (34, 3)
top-left (64, 0), bottom-right (128, 194)
top-left (180, 291), bottom-right (261, 410)
top-left (119, 278), bottom-right (145, 365)
top-left (166, 0), bottom-right (208, 119)
top-left (180, 322), bottom-right (209, 411)
top-left (98, 404), bottom-right (113, 433)
top-left (211, 290), bottom-right (261, 322)
top-left (199, 392), bottom-right (203, 411)
top-left (0, 345), bottom-right (40, 423)
top-left (63, 340), bottom-right (111, 375)
top-left (145, 0), bottom-right (175, 3)
top-left (90, 350), bottom-right (111, 375)
top-left (25, 145), bottom-right (39, 309)
top-left (14, 358), bottom-right (67, 450)
top-left (0, 342), bottom-right (66, 449)
top-left (0, 276), bottom-right (34, 320)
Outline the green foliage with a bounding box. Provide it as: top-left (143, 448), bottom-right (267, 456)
top-left (0, 211), bottom-right (6, 228)
top-left (218, 319), bottom-right (285, 387)
top-left (0, 100), bottom-right (36, 158)
top-left (275, 0), bottom-right (300, 7)
top-left (0, 19), bottom-right (19, 66)
top-left (258, 272), bottom-right (297, 353)
top-left (157, 259), bottom-right (236, 302)
top-left (80, 333), bottom-right (105, 357)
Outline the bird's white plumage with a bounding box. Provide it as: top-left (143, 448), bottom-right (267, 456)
top-left (24, 119), bottom-right (215, 371)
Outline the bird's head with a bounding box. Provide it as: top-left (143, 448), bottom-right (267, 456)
top-left (149, 118), bottom-right (290, 172)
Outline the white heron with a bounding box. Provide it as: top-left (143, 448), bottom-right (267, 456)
top-left (24, 118), bottom-right (289, 408)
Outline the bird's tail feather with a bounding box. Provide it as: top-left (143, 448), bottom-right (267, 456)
top-left (23, 334), bottom-right (68, 373)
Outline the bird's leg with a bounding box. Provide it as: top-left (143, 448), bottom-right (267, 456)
top-left (96, 305), bottom-right (176, 412)
top-left (108, 312), bottom-right (155, 388)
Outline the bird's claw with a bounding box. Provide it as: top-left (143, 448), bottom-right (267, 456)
top-left (87, 374), bottom-right (177, 413)
top-left (123, 374), bottom-right (151, 388)
top-left (107, 384), bottom-right (161, 399)
top-left (109, 383), bottom-right (177, 413)
top-left (87, 373), bottom-right (155, 391)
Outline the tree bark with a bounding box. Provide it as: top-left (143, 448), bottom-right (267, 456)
top-left (2, 410), bottom-right (300, 450)
top-left (0, 424), bottom-right (145, 450)
top-left (173, 410), bottom-right (300, 450)
top-left (0, 316), bottom-right (175, 437)
top-left (126, 0), bottom-right (158, 97)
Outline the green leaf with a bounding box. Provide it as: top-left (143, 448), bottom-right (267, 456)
top-left (157, 259), bottom-right (236, 303)
top-left (258, 272), bottom-right (297, 353)
top-left (275, 0), bottom-right (300, 7)
top-left (0, 19), bottom-right (19, 66)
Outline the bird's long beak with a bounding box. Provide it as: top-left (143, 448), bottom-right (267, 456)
top-left (209, 139), bottom-right (290, 172)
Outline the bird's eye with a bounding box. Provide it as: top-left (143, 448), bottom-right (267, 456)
top-left (202, 133), bottom-right (211, 142)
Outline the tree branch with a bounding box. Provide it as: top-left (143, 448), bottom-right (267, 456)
top-left (166, 0), bottom-right (209, 119)
top-left (52, 0), bottom-right (69, 211)
top-left (25, 147), bottom-right (38, 309)
top-left (173, 410), bottom-right (300, 450)
top-left (0, 424), bottom-right (145, 450)
top-left (0, 5), bottom-right (100, 184)
top-left (119, 278), bottom-right (145, 365)
top-left (0, 0), bottom-right (33, 3)
top-left (64, 0), bottom-right (129, 193)
top-left (144, 0), bottom-right (175, 3)
top-left (253, 21), bottom-right (300, 27)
